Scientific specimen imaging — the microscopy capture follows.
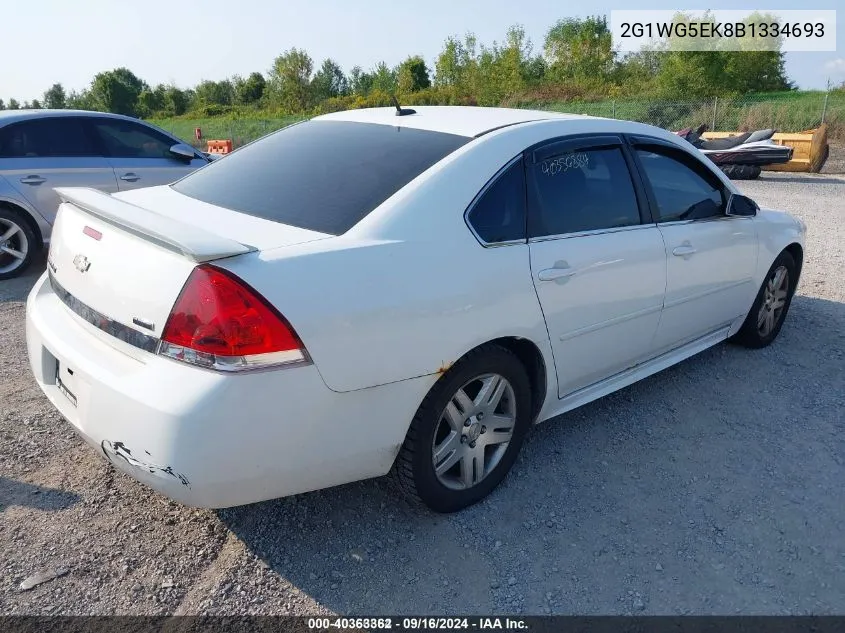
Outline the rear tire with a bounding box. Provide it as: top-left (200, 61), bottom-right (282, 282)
top-left (395, 344), bottom-right (533, 513)
top-left (730, 251), bottom-right (797, 349)
top-left (0, 207), bottom-right (38, 280)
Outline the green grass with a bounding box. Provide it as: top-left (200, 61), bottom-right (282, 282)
top-left (521, 91), bottom-right (842, 133)
top-left (149, 91), bottom-right (845, 147)
top-left (148, 115), bottom-right (305, 148)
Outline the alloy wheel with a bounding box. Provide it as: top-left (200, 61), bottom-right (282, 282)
top-left (757, 265), bottom-right (789, 337)
top-left (0, 218), bottom-right (29, 275)
top-left (431, 373), bottom-right (517, 490)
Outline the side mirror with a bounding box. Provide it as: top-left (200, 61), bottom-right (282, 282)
top-left (727, 193), bottom-right (758, 217)
top-left (169, 143), bottom-right (197, 161)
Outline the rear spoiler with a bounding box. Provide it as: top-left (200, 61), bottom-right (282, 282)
top-left (54, 187), bottom-right (256, 262)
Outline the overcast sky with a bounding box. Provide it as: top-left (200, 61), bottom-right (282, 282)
top-left (3, 0), bottom-right (844, 103)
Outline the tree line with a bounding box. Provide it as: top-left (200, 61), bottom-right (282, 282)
top-left (0, 17), bottom-right (795, 119)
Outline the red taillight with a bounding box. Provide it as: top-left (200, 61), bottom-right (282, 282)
top-left (158, 265), bottom-right (308, 371)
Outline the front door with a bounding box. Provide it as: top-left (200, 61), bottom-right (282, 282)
top-left (525, 136), bottom-right (667, 397)
top-left (631, 143), bottom-right (758, 352)
top-left (87, 117), bottom-right (205, 191)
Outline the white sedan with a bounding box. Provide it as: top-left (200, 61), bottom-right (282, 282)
top-left (25, 106), bottom-right (806, 512)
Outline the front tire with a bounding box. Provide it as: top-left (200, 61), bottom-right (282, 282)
top-left (731, 251), bottom-right (797, 348)
top-left (0, 208), bottom-right (38, 280)
top-left (395, 344), bottom-right (533, 513)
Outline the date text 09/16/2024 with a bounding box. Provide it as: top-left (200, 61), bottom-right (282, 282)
top-left (306, 617), bottom-right (528, 630)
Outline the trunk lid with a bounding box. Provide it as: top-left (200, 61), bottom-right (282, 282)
top-left (112, 185), bottom-right (332, 252)
top-left (46, 186), bottom-right (328, 353)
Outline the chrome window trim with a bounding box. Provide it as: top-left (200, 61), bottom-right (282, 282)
top-left (528, 223), bottom-right (655, 244)
top-left (464, 155), bottom-right (528, 248)
top-left (473, 238), bottom-right (527, 248)
top-left (657, 215), bottom-right (752, 227)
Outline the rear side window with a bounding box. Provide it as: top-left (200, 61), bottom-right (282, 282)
top-left (635, 148), bottom-right (726, 222)
top-left (0, 118), bottom-right (97, 158)
top-left (172, 120), bottom-right (471, 235)
top-left (466, 158), bottom-right (526, 244)
top-left (527, 147), bottom-right (641, 238)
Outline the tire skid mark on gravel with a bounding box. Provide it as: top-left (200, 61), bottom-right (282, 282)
top-left (171, 531), bottom-right (245, 616)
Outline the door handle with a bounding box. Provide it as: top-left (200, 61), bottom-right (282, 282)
top-left (537, 267), bottom-right (578, 282)
top-left (120, 173), bottom-right (140, 182)
top-left (672, 244), bottom-right (697, 257)
top-left (20, 175), bottom-right (46, 185)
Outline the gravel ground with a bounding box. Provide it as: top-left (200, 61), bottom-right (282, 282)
top-left (1, 171), bottom-right (844, 616)
top-left (821, 143), bottom-right (845, 175)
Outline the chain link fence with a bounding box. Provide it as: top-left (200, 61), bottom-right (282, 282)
top-left (153, 117), bottom-right (303, 150)
top-left (154, 91), bottom-right (844, 156)
top-left (544, 92), bottom-right (844, 136)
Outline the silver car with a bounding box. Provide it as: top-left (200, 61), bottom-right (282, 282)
top-left (0, 109), bottom-right (212, 279)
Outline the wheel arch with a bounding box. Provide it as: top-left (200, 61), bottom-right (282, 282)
top-left (441, 336), bottom-right (550, 423)
top-left (783, 242), bottom-right (804, 283)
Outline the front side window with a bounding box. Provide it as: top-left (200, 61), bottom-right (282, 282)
top-left (90, 119), bottom-right (175, 159)
top-left (0, 118), bottom-right (97, 158)
top-left (466, 158), bottom-right (526, 244)
top-left (635, 148), bottom-right (726, 222)
top-left (172, 120), bottom-right (471, 235)
top-left (527, 146), bottom-right (642, 238)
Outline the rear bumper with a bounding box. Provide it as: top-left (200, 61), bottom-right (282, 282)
top-left (25, 272), bottom-right (428, 508)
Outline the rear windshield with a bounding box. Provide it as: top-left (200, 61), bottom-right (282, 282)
top-left (172, 120), bottom-right (471, 235)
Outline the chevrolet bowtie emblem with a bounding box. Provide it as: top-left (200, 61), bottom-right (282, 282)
top-left (73, 254), bottom-right (91, 273)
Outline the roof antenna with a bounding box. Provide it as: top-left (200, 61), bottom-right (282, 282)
top-left (391, 94), bottom-right (416, 116)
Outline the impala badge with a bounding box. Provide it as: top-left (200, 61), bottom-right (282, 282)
top-left (73, 254), bottom-right (91, 273)
top-left (132, 317), bottom-right (155, 331)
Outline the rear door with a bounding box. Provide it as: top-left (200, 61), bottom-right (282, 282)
top-left (0, 117), bottom-right (117, 225)
top-left (88, 117), bottom-right (206, 191)
top-left (526, 135), bottom-right (667, 397)
top-left (631, 140), bottom-right (758, 352)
